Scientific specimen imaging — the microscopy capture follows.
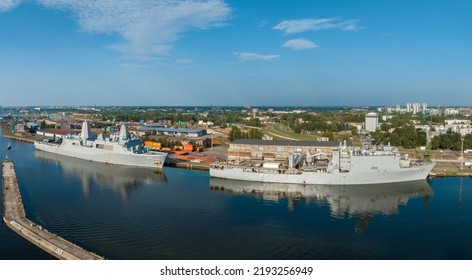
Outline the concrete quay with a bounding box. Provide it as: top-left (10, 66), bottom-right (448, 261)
top-left (2, 160), bottom-right (105, 260)
top-left (165, 156), bottom-right (210, 171)
top-left (2, 134), bottom-right (35, 144)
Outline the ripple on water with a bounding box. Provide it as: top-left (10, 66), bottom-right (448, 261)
top-left (3, 133), bottom-right (472, 259)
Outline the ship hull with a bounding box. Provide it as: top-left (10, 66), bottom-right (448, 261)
top-left (34, 141), bottom-right (166, 169)
top-left (210, 163), bottom-right (435, 185)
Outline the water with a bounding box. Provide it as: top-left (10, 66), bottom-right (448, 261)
top-left (1, 131), bottom-right (472, 259)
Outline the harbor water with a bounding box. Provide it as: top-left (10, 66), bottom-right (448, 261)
top-left (2, 131), bottom-right (472, 259)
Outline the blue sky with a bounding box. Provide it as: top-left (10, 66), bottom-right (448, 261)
top-left (0, 0), bottom-right (471, 107)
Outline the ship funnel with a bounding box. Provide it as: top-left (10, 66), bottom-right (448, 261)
top-left (81, 121), bottom-right (93, 140)
top-left (119, 124), bottom-right (130, 140)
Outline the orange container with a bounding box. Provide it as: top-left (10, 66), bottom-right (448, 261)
top-left (144, 141), bottom-right (162, 149)
top-left (183, 144), bottom-right (194, 152)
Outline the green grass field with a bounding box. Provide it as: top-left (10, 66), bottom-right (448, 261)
top-left (265, 124), bottom-right (316, 141)
top-left (265, 124), bottom-right (362, 143)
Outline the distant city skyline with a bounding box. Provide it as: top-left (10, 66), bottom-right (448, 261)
top-left (1, 0), bottom-right (471, 106)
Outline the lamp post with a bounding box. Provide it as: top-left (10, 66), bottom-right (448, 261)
top-left (460, 135), bottom-right (464, 170)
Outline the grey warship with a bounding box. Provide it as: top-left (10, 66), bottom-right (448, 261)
top-left (34, 121), bottom-right (167, 169)
top-left (210, 140), bottom-right (435, 185)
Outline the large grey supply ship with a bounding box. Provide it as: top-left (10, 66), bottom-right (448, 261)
top-left (34, 121), bottom-right (167, 169)
top-left (210, 141), bottom-right (435, 185)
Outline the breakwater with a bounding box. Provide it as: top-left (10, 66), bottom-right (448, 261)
top-left (2, 160), bottom-right (104, 260)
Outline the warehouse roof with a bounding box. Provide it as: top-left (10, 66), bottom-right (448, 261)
top-left (140, 127), bottom-right (206, 133)
top-left (38, 128), bottom-right (81, 135)
top-left (231, 139), bottom-right (352, 147)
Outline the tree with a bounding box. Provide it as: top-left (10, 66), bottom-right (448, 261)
top-left (350, 126), bottom-right (358, 136)
top-left (380, 123), bottom-right (390, 132)
top-left (465, 134), bottom-right (472, 150)
top-left (228, 126), bottom-right (242, 142)
top-left (417, 131), bottom-right (427, 146)
top-left (293, 124), bottom-right (302, 134)
top-left (324, 132), bottom-right (334, 141)
top-left (389, 132), bottom-right (401, 146)
top-left (395, 125), bottom-right (418, 149)
top-left (248, 128), bottom-right (263, 139)
top-left (431, 136), bottom-right (440, 150)
top-left (439, 135), bottom-right (450, 149)
top-left (40, 120), bottom-right (47, 130)
top-left (370, 131), bottom-right (384, 144)
top-left (245, 118), bottom-right (261, 127)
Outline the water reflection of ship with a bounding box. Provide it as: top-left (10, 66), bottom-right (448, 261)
top-left (35, 150), bottom-right (167, 200)
top-left (210, 178), bottom-right (433, 232)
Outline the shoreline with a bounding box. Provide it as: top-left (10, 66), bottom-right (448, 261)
top-left (2, 124), bottom-right (471, 177)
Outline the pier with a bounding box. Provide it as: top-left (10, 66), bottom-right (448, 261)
top-left (2, 160), bottom-right (104, 260)
top-left (165, 157), bottom-right (210, 171)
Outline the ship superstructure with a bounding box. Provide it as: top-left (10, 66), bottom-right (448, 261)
top-left (34, 121), bottom-right (167, 169)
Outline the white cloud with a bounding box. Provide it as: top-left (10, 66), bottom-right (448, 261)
top-left (36, 0), bottom-right (231, 55)
top-left (175, 58), bottom-right (193, 65)
top-left (233, 52), bottom-right (279, 62)
top-left (282, 39), bottom-right (317, 50)
top-left (174, 58), bottom-right (193, 69)
top-left (119, 55), bottom-right (168, 70)
top-left (273, 18), bottom-right (359, 34)
top-left (0, 0), bottom-right (21, 12)
top-left (121, 63), bottom-right (159, 71)
top-left (120, 58), bottom-right (193, 70)
top-left (120, 55), bottom-right (166, 63)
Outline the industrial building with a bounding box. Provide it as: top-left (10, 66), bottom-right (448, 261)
top-left (147, 135), bottom-right (212, 148)
top-left (36, 128), bottom-right (81, 138)
top-left (138, 126), bottom-right (207, 138)
top-left (227, 139), bottom-right (352, 161)
top-left (27, 122), bottom-right (40, 131)
top-left (365, 112), bottom-right (379, 132)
